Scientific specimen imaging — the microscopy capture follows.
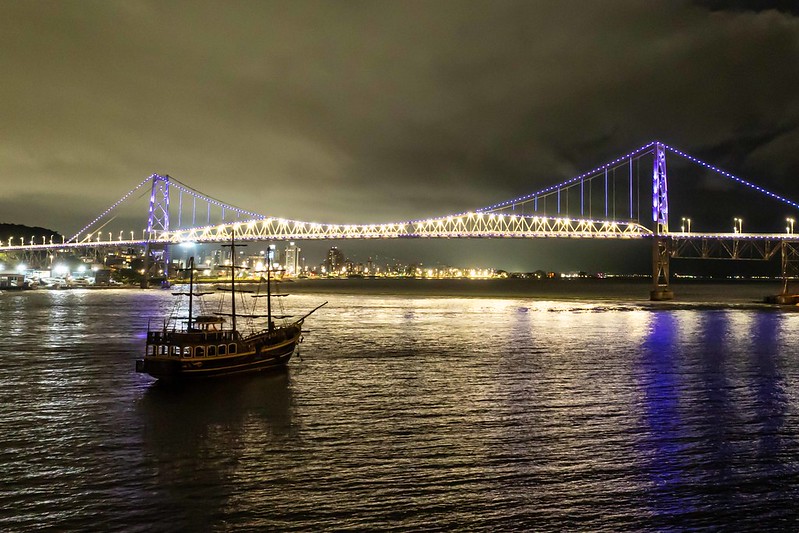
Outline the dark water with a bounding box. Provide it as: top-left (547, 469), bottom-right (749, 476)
top-left (2, 281), bottom-right (799, 531)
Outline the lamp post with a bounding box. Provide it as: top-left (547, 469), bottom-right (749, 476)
top-left (734, 217), bottom-right (743, 234)
top-left (681, 217), bottom-right (692, 233)
top-left (787, 218), bottom-right (795, 234)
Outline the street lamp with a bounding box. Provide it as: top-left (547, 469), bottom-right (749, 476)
top-left (734, 217), bottom-right (743, 234)
top-left (681, 217), bottom-right (692, 233)
top-left (787, 218), bottom-right (795, 234)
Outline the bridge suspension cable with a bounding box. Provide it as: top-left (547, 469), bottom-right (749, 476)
top-left (664, 144), bottom-right (799, 210)
top-left (67, 177), bottom-right (152, 243)
top-left (167, 176), bottom-right (266, 226)
top-left (476, 141), bottom-right (658, 226)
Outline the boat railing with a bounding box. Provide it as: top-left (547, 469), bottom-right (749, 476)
top-left (147, 329), bottom-right (239, 345)
top-left (246, 324), bottom-right (300, 342)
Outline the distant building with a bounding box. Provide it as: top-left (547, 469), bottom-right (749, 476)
top-left (326, 247), bottom-right (346, 275)
top-left (284, 242), bottom-right (300, 276)
top-left (94, 269), bottom-right (112, 284)
top-left (0, 272), bottom-right (27, 289)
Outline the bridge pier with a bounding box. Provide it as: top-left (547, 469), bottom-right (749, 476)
top-left (650, 235), bottom-right (674, 301)
top-left (766, 241), bottom-right (799, 304)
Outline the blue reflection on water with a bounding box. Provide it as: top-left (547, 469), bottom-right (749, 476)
top-left (639, 311), bottom-right (694, 521)
top-left (638, 310), bottom-right (799, 529)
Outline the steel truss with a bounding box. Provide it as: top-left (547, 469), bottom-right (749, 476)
top-left (161, 214), bottom-right (651, 243)
top-left (670, 236), bottom-right (799, 261)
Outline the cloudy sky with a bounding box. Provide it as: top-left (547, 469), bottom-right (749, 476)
top-left (2, 0), bottom-right (798, 271)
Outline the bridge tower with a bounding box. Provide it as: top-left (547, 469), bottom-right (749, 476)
top-left (650, 142), bottom-right (674, 300)
top-left (141, 174), bottom-right (171, 288)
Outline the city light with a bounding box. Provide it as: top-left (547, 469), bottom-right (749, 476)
top-left (787, 218), bottom-right (795, 234)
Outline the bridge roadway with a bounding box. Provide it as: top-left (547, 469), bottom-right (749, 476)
top-left (1, 215), bottom-right (798, 253)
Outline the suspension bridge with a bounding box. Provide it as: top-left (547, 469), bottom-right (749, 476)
top-left (2, 141), bottom-right (798, 300)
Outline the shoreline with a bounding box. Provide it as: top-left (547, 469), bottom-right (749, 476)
top-left (6, 277), bottom-right (797, 309)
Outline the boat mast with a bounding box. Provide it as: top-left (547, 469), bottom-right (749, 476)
top-left (267, 252), bottom-right (273, 333)
top-left (230, 232), bottom-right (237, 334)
top-left (188, 256), bottom-right (194, 330)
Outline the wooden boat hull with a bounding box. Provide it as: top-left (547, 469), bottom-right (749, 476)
top-left (136, 327), bottom-right (301, 382)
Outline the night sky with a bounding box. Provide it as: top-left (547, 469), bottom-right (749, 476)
top-left (2, 1), bottom-right (798, 272)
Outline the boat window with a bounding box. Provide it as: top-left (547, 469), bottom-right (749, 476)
top-left (150, 345), bottom-right (157, 356)
top-left (229, 344), bottom-right (236, 354)
top-left (159, 345), bottom-right (168, 355)
top-left (195, 346), bottom-right (204, 357)
top-left (218, 345), bottom-right (226, 355)
top-left (208, 346), bottom-right (216, 356)
top-left (170, 346), bottom-right (179, 356)
top-left (182, 347), bottom-right (191, 357)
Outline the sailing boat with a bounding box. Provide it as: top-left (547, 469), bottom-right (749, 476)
top-left (136, 235), bottom-right (326, 381)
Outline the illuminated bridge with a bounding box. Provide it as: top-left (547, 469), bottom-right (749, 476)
top-left (2, 141), bottom-right (799, 300)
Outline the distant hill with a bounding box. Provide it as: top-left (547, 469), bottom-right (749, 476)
top-left (0, 223), bottom-right (63, 245)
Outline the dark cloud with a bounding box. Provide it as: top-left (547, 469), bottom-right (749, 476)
top-left (1, 1), bottom-right (798, 270)
top-left (695, 0), bottom-right (799, 16)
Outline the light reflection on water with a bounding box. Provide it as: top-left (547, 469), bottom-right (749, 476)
top-left (1, 285), bottom-right (799, 530)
